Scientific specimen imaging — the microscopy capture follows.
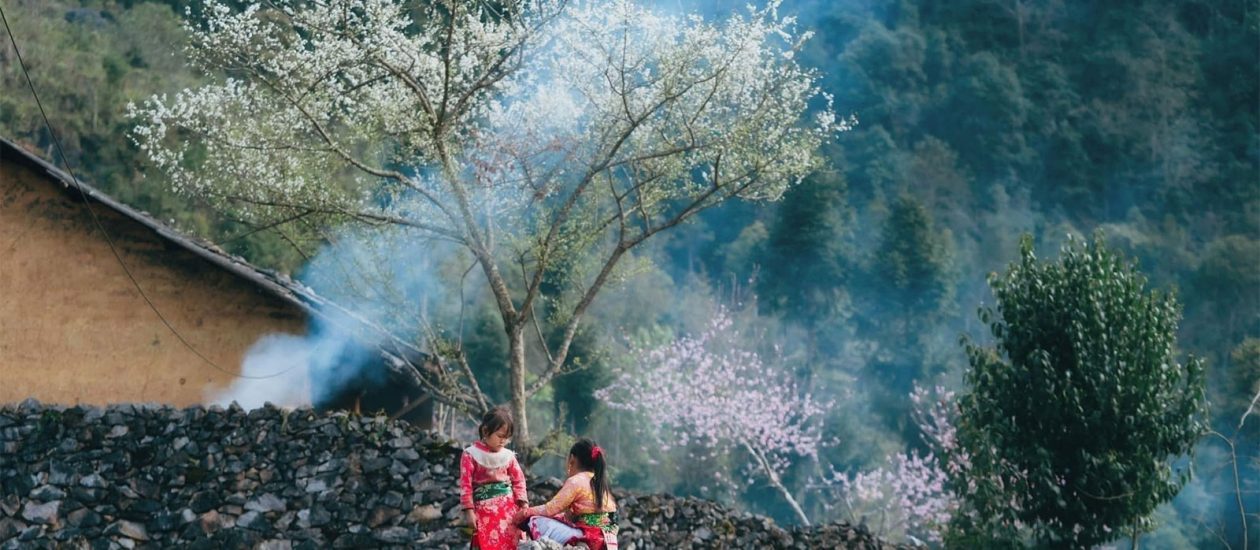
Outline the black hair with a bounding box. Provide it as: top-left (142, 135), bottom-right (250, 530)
top-left (569, 438), bottom-right (609, 509)
top-left (478, 407), bottom-right (514, 440)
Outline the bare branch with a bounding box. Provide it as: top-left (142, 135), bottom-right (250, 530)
top-left (519, 253), bottom-right (557, 367)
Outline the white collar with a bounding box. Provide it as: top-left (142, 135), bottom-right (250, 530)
top-left (465, 443), bottom-right (516, 469)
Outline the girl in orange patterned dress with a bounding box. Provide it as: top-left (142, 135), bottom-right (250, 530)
top-left (515, 438), bottom-right (618, 550)
top-left (459, 407), bottom-right (528, 550)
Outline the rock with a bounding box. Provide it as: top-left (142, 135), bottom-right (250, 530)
top-left (245, 493), bottom-right (287, 514)
top-left (190, 491), bottom-right (219, 513)
top-left (70, 486), bottom-right (103, 503)
top-left (274, 511), bottom-right (296, 531)
top-left (104, 519), bottom-right (150, 541)
top-left (362, 457), bottom-right (391, 473)
top-left (382, 491), bottom-right (404, 509)
top-left (392, 448), bottom-right (420, 461)
top-left (29, 485), bottom-right (66, 502)
top-left (0, 495), bottom-right (18, 517)
top-left (150, 511), bottom-right (181, 532)
top-left (296, 507), bottom-right (330, 529)
top-left (79, 474), bottom-right (107, 489)
top-left (331, 532), bottom-right (374, 548)
top-left (366, 506), bottom-right (400, 528)
top-left (199, 510), bottom-right (234, 534)
top-left (0, 518), bottom-right (25, 540)
top-left (693, 526), bottom-right (713, 542)
top-left (16, 524), bottom-right (43, 542)
top-left (20, 500), bottom-right (60, 526)
top-left (372, 526), bottom-right (412, 544)
top-left (131, 478), bottom-right (160, 500)
top-left (238, 511), bottom-right (271, 532)
top-left (407, 503), bottom-right (443, 524)
top-left (66, 507), bottom-right (102, 528)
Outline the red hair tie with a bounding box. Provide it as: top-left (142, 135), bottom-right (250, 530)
top-left (591, 445), bottom-right (603, 460)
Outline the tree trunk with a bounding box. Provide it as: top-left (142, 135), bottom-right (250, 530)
top-left (508, 324), bottom-right (530, 449)
top-left (768, 471), bottom-right (810, 526)
top-left (744, 442), bottom-right (810, 526)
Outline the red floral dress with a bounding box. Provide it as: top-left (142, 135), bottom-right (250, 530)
top-left (458, 441), bottom-right (528, 550)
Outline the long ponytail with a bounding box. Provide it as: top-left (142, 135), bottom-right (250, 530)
top-left (570, 438), bottom-right (609, 509)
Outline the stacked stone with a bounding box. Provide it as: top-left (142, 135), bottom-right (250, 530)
top-left (0, 401), bottom-right (917, 549)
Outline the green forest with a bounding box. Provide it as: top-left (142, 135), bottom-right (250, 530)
top-left (1, 0), bottom-right (1255, 546)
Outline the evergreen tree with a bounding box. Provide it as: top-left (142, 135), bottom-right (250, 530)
top-left (549, 326), bottom-right (609, 435)
top-left (872, 194), bottom-right (953, 349)
top-left (757, 168), bottom-right (854, 328)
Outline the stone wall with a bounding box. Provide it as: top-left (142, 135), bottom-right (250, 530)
top-left (0, 401), bottom-right (915, 549)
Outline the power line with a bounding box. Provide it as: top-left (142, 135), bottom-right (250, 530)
top-left (0, 4), bottom-right (303, 381)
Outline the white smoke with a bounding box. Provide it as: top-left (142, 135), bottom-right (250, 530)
top-left (207, 334), bottom-right (313, 409)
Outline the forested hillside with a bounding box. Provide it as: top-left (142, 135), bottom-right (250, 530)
top-left (1, 0), bottom-right (1255, 546)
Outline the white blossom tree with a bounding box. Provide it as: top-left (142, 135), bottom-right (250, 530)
top-left (595, 310), bottom-right (830, 524)
top-left (128, 0), bottom-right (847, 443)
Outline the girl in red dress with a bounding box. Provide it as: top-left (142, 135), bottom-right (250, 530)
top-left (459, 407), bottom-right (528, 550)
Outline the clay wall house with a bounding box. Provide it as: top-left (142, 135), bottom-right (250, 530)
top-left (0, 136), bottom-right (432, 427)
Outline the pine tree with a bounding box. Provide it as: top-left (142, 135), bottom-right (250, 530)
top-left (757, 168), bottom-right (854, 328)
top-left (872, 194), bottom-right (953, 348)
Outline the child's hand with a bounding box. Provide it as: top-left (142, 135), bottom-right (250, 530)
top-left (462, 509), bottom-right (476, 529)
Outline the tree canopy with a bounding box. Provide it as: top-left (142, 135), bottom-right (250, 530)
top-left (952, 235), bottom-right (1206, 547)
top-left (126, 0), bottom-right (846, 441)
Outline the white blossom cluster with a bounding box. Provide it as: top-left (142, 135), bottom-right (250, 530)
top-left (127, 0), bottom-right (848, 245)
top-left (128, 0), bottom-right (557, 224)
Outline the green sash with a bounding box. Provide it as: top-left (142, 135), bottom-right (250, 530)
top-left (575, 511), bottom-right (620, 533)
top-left (473, 481), bottom-right (512, 502)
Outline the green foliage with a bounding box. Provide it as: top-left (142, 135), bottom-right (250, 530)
top-left (1190, 235), bottom-right (1260, 343)
top-left (549, 326), bottom-right (611, 435)
top-left (0, 0), bottom-right (308, 273)
top-left (953, 234), bottom-right (1207, 547)
top-left (873, 194), bottom-right (953, 342)
top-left (757, 167), bottom-right (854, 327)
top-left (461, 307), bottom-right (511, 403)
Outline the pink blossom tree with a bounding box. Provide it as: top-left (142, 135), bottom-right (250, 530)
top-left (815, 385), bottom-right (961, 545)
top-left (822, 451), bottom-right (955, 545)
top-left (595, 310), bottom-right (829, 525)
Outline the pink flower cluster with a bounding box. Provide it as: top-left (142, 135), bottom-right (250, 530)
top-left (827, 451), bottom-right (956, 544)
top-left (911, 385), bottom-right (969, 476)
top-left (596, 311), bottom-right (830, 479)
